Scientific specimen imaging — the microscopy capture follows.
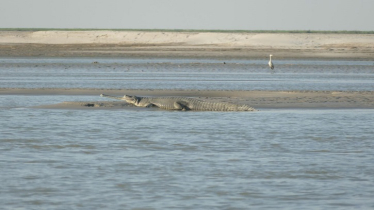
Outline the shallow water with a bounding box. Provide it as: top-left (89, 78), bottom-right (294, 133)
top-left (1, 103), bottom-right (374, 209)
top-left (1, 57), bottom-right (373, 91)
top-left (1, 58), bottom-right (374, 209)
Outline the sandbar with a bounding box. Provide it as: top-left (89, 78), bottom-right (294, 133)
top-left (1, 88), bottom-right (373, 109)
top-left (1, 31), bottom-right (374, 60)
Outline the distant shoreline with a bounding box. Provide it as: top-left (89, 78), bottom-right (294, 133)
top-left (1, 30), bottom-right (374, 59)
top-left (1, 28), bottom-right (374, 34)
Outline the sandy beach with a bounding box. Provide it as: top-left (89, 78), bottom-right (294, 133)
top-left (1, 31), bottom-right (374, 59)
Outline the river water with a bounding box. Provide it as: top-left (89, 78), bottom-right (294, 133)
top-left (1, 58), bottom-right (374, 209)
top-left (1, 57), bottom-right (374, 91)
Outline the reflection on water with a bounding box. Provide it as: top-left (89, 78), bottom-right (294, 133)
top-left (1, 57), bottom-right (373, 91)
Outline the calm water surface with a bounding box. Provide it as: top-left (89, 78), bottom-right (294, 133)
top-left (1, 57), bottom-right (373, 90)
top-left (1, 58), bottom-right (374, 209)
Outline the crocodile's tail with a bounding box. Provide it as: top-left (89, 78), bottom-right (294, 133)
top-left (100, 94), bottom-right (124, 101)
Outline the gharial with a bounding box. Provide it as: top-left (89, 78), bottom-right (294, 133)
top-left (100, 94), bottom-right (257, 111)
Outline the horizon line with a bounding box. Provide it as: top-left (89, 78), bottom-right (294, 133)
top-left (1, 28), bottom-right (374, 34)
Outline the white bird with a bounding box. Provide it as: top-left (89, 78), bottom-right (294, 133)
top-left (268, 54), bottom-right (274, 70)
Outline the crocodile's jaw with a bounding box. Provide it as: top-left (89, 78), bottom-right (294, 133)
top-left (123, 95), bottom-right (139, 105)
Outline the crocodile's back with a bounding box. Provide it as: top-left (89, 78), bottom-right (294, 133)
top-left (147, 97), bottom-right (256, 111)
top-left (185, 98), bottom-right (256, 111)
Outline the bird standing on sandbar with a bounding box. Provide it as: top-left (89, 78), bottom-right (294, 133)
top-left (268, 54), bottom-right (274, 70)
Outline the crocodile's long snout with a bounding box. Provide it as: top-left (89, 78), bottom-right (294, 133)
top-left (100, 94), bottom-right (124, 100)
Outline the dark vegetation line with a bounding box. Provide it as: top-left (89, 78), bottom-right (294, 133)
top-left (1, 28), bottom-right (374, 34)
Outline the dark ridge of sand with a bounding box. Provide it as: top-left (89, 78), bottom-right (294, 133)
top-left (2, 88), bottom-right (373, 109)
top-left (0, 43), bottom-right (373, 60)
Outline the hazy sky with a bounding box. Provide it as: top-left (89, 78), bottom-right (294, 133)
top-left (1, 0), bottom-right (373, 31)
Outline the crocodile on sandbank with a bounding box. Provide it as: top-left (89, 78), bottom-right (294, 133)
top-left (100, 94), bottom-right (257, 111)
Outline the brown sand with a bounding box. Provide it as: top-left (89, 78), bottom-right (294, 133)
top-left (1, 88), bottom-right (373, 109)
top-left (1, 31), bottom-right (374, 59)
